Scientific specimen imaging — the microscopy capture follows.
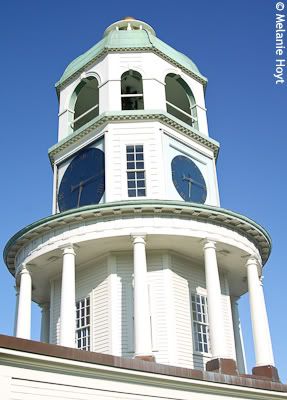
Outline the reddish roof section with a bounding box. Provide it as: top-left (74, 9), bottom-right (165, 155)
top-left (0, 334), bottom-right (286, 392)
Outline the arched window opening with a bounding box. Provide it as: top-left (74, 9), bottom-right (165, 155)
top-left (165, 74), bottom-right (198, 128)
top-left (72, 77), bottom-right (99, 131)
top-left (121, 70), bottom-right (144, 110)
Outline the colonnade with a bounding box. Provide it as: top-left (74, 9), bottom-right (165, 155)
top-left (14, 237), bottom-right (275, 369)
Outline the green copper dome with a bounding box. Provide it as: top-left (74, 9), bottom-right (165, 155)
top-left (56, 18), bottom-right (206, 88)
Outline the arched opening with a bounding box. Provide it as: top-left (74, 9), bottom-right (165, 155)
top-left (165, 74), bottom-right (197, 128)
top-left (121, 70), bottom-right (144, 110)
top-left (72, 77), bottom-right (99, 131)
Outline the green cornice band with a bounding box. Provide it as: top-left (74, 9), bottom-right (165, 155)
top-left (49, 110), bottom-right (220, 164)
top-left (4, 200), bottom-right (271, 275)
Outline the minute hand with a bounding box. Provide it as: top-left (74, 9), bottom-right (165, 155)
top-left (71, 175), bottom-right (97, 192)
top-left (182, 174), bottom-right (205, 188)
top-left (71, 175), bottom-right (98, 208)
top-left (182, 174), bottom-right (205, 199)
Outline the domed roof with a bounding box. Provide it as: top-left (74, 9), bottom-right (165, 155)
top-left (56, 18), bottom-right (206, 88)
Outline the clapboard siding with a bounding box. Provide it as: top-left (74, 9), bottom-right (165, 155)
top-left (115, 251), bottom-right (168, 362)
top-left (147, 253), bottom-right (168, 363)
top-left (50, 258), bottom-right (109, 353)
top-left (171, 253), bottom-right (236, 369)
top-left (50, 250), bottom-right (235, 368)
top-left (106, 123), bottom-right (161, 202)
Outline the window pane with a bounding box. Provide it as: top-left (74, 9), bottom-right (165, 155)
top-left (127, 172), bottom-right (135, 179)
top-left (137, 171), bottom-right (145, 179)
top-left (137, 180), bottom-right (145, 188)
top-left (75, 296), bottom-right (90, 351)
top-left (192, 294), bottom-right (209, 354)
top-left (136, 162), bottom-right (144, 169)
top-left (127, 153), bottom-right (134, 161)
top-left (127, 162), bottom-right (135, 169)
top-left (126, 146), bottom-right (134, 153)
top-left (128, 180), bottom-right (136, 188)
top-left (135, 145), bottom-right (143, 152)
top-left (137, 189), bottom-right (146, 196)
top-left (128, 189), bottom-right (136, 197)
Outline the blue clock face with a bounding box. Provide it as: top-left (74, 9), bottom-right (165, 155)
top-left (58, 147), bottom-right (105, 212)
top-left (171, 155), bottom-right (207, 203)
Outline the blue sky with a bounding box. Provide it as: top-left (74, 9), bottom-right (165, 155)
top-left (1, 0), bottom-right (287, 380)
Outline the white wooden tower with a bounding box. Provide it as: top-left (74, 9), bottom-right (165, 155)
top-left (4, 17), bottom-right (279, 381)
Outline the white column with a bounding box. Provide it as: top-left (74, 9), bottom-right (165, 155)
top-left (60, 245), bottom-right (76, 347)
top-left (13, 286), bottom-right (19, 336)
top-left (203, 240), bottom-right (226, 358)
top-left (246, 257), bottom-right (274, 366)
top-left (40, 303), bottom-right (50, 343)
top-left (231, 297), bottom-right (247, 373)
top-left (16, 266), bottom-right (32, 339)
top-left (132, 235), bottom-right (153, 358)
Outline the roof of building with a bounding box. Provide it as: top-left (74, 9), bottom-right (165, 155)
top-left (56, 18), bottom-right (207, 88)
top-left (0, 335), bottom-right (285, 394)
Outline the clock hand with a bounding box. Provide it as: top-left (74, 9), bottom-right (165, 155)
top-left (71, 175), bottom-right (97, 192)
top-left (182, 174), bottom-right (206, 200)
top-left (71, 174), bottom-right (103, 207)
top-left (77, 184), bottom-right (83, 208)
top-left (182, 174), bottom-right (205, 189)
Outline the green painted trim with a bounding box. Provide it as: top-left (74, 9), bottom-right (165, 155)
top-left (48, 110), bottom-right (220, 163)
top-left (56, 47), bottom-right (207, 93)
top-left (3, 200), bottom-right (271, 273)
top-left (55, 28), bottom-right (207, 92)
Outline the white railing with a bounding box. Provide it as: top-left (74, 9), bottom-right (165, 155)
top-left (121, 93), bottom-right (143, 98)
top-left (70, 104), bottom-right (99, 128)
top-left (166, 101), bottom-right (197, 122)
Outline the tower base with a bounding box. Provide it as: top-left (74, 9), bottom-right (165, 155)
top-left (206, 358), bottom-right (238, 375)
top-left (252, 365), bottom-right (280, 382)
top-left (134, 355), bottom-right (156, 362)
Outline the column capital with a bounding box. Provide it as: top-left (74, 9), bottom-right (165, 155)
top-left (203, 239), bottom-right (216, 250)
top-left (131, 233), bottom-right (146, 245)
top-left (60, 244), bottom-right (76, 256)
top-left (19, 264), bottom-right (30, 276)
top-left (246, 255), bottom-right (261, 268)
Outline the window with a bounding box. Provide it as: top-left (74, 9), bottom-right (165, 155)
top-left (121, 70), bottom-right (144, 110)
top-left (72, 77), bottom-right (99, 131)
top-left (165, 74), bottom-right (198, 128)
top-left (191, 294), bottom-right (209, 353)
top-left (126, 145), bottom-right (146, 197)
top-left (75, 297), bottom-right (90, 351)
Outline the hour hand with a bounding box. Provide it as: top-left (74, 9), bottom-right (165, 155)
top-left (71, 175), bottom-right (96, 192)
top-left (81, 175), bottom-right (96, 187)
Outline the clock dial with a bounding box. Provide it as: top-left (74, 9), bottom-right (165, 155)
top-left (58, 147), bottom-right (105, 212)
top-left (171, 155), bottom-right (207, 203)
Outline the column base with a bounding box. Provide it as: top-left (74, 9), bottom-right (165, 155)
top-left (134, 355), bottom-right (156, 362)
top-left (206, 358), bottom-right (238, 375)
top-left (252, 365), bottom-right (280, 382)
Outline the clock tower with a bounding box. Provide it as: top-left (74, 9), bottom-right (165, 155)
top-left (4, 17), bottom-right (281, 389)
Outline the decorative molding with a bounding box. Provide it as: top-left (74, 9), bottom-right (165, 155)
top-left (48, 111), bottom-right (219, 164)
top-left (55, 47), bottom-right (207, 94)
top-left (4, 200), bottom-right (271, 275)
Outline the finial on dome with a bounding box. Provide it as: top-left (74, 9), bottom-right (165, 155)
top-left (103, 17), bottom-right (156, 37)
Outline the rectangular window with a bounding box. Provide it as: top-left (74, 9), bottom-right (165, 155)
top-left (75, 297), bottom-right (90, 351)
top-left (191, 294), bottom-right (209, 353)
top-left (126, 145), bottom-right (146, 197)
